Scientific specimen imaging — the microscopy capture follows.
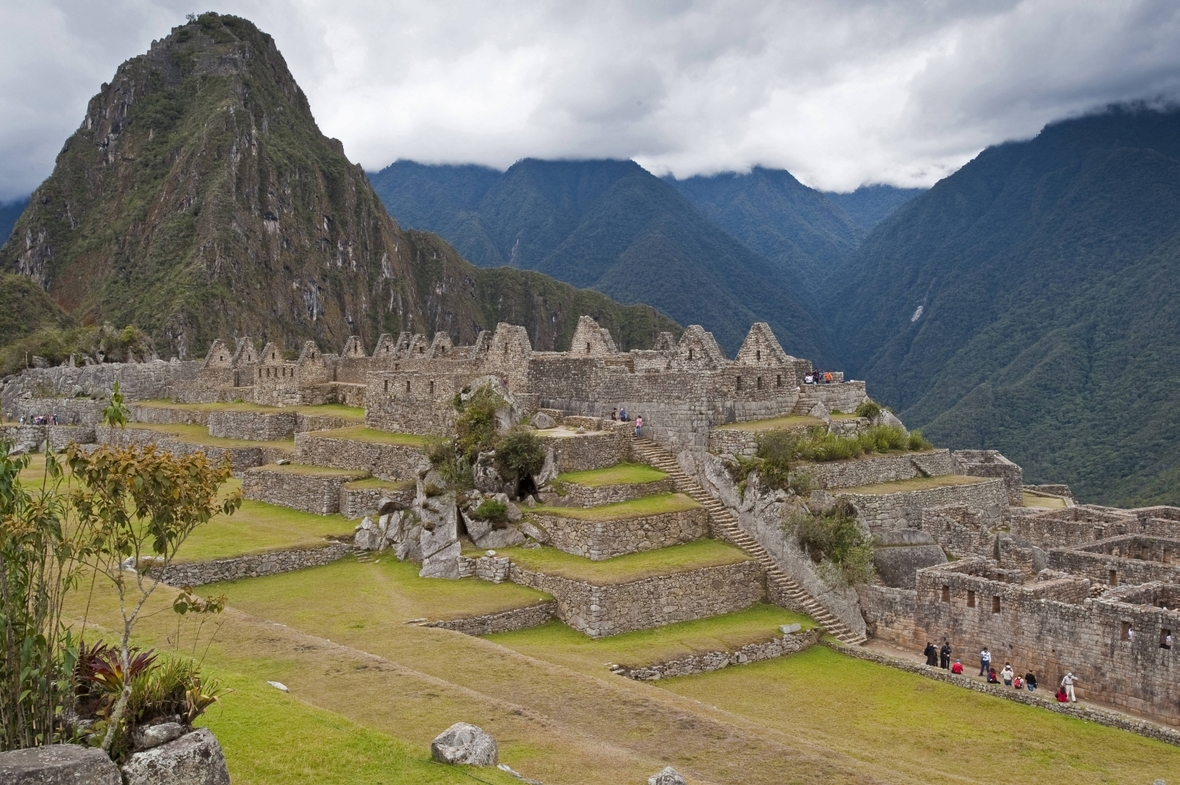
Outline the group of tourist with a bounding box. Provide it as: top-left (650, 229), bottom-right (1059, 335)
top-left (18, 414), bottom-right (57, 425)
top-left (924, 641), bottom-right (1082, 702)
top-left (609, 408), bottom-right (643, 438)
top-left (804, 370), bottom-right (834, 385)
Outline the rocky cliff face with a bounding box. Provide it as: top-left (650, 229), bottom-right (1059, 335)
top-left (0, 13), bottom-right (675, 358)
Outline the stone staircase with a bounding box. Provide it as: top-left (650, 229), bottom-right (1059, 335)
top-left (632, 438), bottom-right (868, 646)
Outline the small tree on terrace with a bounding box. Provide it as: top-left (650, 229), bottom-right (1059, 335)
top-left (65, 443), bottom-right (240, 752)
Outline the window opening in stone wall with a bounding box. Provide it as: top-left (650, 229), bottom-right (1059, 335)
top-left (776, 374), bottom-right (782, 387)
top-left (992, 596), bottom-right (1001, 614)
top-left (967, 590), bottom-right (976, 608)
top-left (688, 349), bottom-right (693, 360)
top-left (1121, 621), bottom-right (1133, 641)
top-left (756, 350), bottom-right (761, 361)
top-left (757, 376), bottom-right (763, 390)
top-left (941, 586), bottom-right (950, 603)
top-left (504, 343), bottom-right (509, 355)
top-left (429, 381), bottom-right (435, 395)
top-left (586, 342), bottom-right (591, 353)
top-left (1162, 628), bottom-right (1173, 649)
top-left (736, 376), bottom-right (743, 391)
top-left (405, 380), bottom-right (411, 393)
top-left (1109, 570), bottom-right (1118, 586)
top-left (384, 380), bottom-right (389, 393)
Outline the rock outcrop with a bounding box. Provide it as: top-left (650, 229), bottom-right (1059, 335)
top-left (120, 728), bottom-right (230, 785)
top-left (430, 722), bottom-right (498, 766)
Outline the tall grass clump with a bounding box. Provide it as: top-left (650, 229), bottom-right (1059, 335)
top-left (784, 499), bottom-right (875, 586)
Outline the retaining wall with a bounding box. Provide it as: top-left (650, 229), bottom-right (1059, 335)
top-left (294, 432), bottom-right (428, 480)
top-left (527, 506), bottom-right (710, 560)
top-left (613, 628), bottom-right (821, 680)
top-left (422, 601), bottom-right (558, 636)
top-left (802, 450), bottom-right (953, 490)
top-left (558, 476), bottom-right (676, 507)
top-left (339, 483), bottom-right (415, 519)
top-left (843, 478), bottom-right (1007, 535)
top-left (540, 427), bottom-right (632, 473)
top-left (94, 428), bottom-right (273, 472)
top-left (241, 465), bottom-right (369, 515)
top-left (508, 559), bottom-right (766, 637)
top-left (157, 542), bottom-right (353, 586)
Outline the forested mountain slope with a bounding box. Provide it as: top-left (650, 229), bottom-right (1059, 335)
top-left (834, 106), bottom-right (1180, 505)
top-left (822, 185), bottom-right (925, 231)
top-left (370, 159), bottom-right (835, 360)
top-left (0, 14), bottom-right (676, 358)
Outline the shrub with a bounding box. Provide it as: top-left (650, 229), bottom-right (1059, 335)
top-left (472, 499), bottom-right (509, 524)
top-left (784, 499), bottom-right (875, 586)
top-left (854, 400), bottom-right (882, 420)
top-left (494, 428), bottom-right (545, 489)
top-left (425, 437), bottom-right (474, 491)
top-left (908, 429), bottom-right (932, 451)
top-left (455, 387), bottom-right (503, 460)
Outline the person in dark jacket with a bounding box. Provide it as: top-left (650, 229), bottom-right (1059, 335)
top-left (924, 642), bottom-right (938, 666)
top-left (1025, 672), bottom-right (1038, 691)
top-left (939, 640), bottom-right (952, 669)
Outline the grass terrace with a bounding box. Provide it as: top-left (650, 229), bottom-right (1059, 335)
top-left (556, 462), bottom-right (668, 486)
top-left (175, 479), bottom-right (355, 562)
top-left (716, 414), bottom-right (824, 432)
top-left (126, 423), bottom-right (296, 450)
top-left (486, 540), bottom-right (749, 584)
top-left (135, 399), bottom-right (366, 421)
top-left (533, 492), bottom-right (698, 521)
top-left (488, 604), bottom-right (815, 673)
top-left (252, 462), bottom-right (367, 477)
top-left (1023, 491), bottom-right (1069, 509)
top-left (840, 474), bottom-right (989, 495)
top-left (306, 425), bottom-right (429, 447)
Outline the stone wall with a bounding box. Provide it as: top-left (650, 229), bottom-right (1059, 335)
top-left (507, 560), bottom-right (766, 637)
top-left (242, 466), bottom-right (369, 515)
top-left (857, 584), bottom-right (921, 648)
top-left (540, 427), bottom-right (632, 473)
top-left (0, 424), bottom-right (96, 451)
top-left (1047, 536), bottom-right (1180, 586)
top-left (557, 476), bottom-right (676, 507)
top-left (612, 628), bottom-right (821, 680)
top-left (423, 601), bottom-right (558, 636)
top-left (527, 507), bottom-right (710, 560)
top-left (911, 560), bottom-right (1180, 724)
top-left (95, 427), bottom-right (267, 472)
top-left (1, 360), bottom-right (201, 418)
top-left (157, 542), bottom-right (353, 587)
top-left (953, 449), bottom-right (1024, 505)
top-left (9, 397), bottom-right (107, 426)
top-left (793, 381), bottom-right (867, 416)
top-left (842, 477), bottom-right (1007, 536)
top-left (801, 450), bottom-right (953, 490)
top-left (1008, 506), bottom-right (1137, 549)
top-left (207, 411), bottom-right (296, 441)
top-left (339, 483), bottom-right (415, 519)
top-left (915, 505), bottom-right (997, 557)
top-left (294, 432), bottom-right (428, 481)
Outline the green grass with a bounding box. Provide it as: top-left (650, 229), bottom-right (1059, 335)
top-left (840, 474), bottom-right (988, 495)
top-left (716, 415), bottom-right (824, 432)
top-left (198, 666), bottom-right (521, 785)
top-left (1024, 491), bottom-right (1068, 509)
top-left (135, 399), bottom-right (366, 421)
top-left (345, 477), bottom-right (415, 491)
top-left (209, 556), bottom-right (550, 623)
top-left (556, 462), bottom-right (668, 487)
top-left (533, 492), bottom-right (699, 520)
top-left (253, 462), bottom-right (368, 477)
top-left (487, 604), bottom-right (814, 672)
top-left (488, 540), bottom-right (749, 584)
top-left (660, 645), bottom-right (1180, 785)
top-left (175, 480), bottom-right (355, 562)
top-left (127, 423), bottom-right (296, 450)
top-left (306, 425), bottom-right (429, 447)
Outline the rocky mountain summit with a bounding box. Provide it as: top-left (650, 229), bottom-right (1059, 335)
top-left (0, 13), bottom-right (675, 357)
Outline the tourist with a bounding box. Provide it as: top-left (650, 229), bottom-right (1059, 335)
top-left (951, 659), bottom-right (964, 675)
top-left (824, 372), bottom-right (833, 384)
top-left (52, 414), bottom-right (58, 425)
top-left (1000, 662), bottom-right (1014, 686)
top-left (1025, 672), bottom-right (1038, 691)
top-left (804, 373), bottom-right (814, 384)
top-left (1061, 671), bottom-right (1077, 703)
top-left (1013, 674), bottom-right (1023, 690)
top-left (1055, 688), bottom-right (1070, 703)
top-left (987, 668), bottom-right (1000, 684)
top-left (979, 647), bottom-right (992, 676)
top-left (939, 640), bottom-right (952, 670)
top-left (1127, 625), bottom-right (1134, 641)
top-left (634, 415), bottom-right (643, 438)
top-left (1162, 632), bottom-right (1173, 650)
top-left (923, 641), bottom-right (937, 666)
top-left (610, 408), bottom-right (618, 420)
top-left (619, 407), bottom-right (628, 422)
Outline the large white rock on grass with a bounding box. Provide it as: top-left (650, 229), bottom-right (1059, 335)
top-left (649, 766), bottom-right (688, 785)
top-left (120, 728), bottom-right (229, 785)
top-left (430, 722), bottom-right (498, 766)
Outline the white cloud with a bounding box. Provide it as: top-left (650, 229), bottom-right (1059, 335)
top-left (0, 0), bottom-right (1178, 200)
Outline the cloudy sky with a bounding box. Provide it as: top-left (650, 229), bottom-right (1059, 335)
top-left (1, 0), bottom-right (1179, 200)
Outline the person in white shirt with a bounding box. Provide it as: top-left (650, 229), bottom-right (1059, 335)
top-left (1061, 671), bottom-right (1078, 702)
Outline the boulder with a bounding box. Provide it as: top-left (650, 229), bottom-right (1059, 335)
top-left (133, 721), bottom-right (186, 751)
top-left (353, 516), bottom-right (382, 551)
top-left (473, 452), bottom-right (505, 494)
top-left (420, 470), bottom-right (448, 498)
top-left (377, 496), bottom-right (402, 515)
top-left (419, 493), bottom-right (460, 557)
top-left (420, 540), bottom-right (462, 579)
top-left (0, 744), bottom-right (120, 785)
top-left (649, 766), bottom-right (688, 785)
top-left (430, 722), bottom-right (498, 766)
top-left (806, 401), bottom-right (831, 423)
top-left (534, 446), bottom-right (558, 486)
top-left (121, 728), bottom-right (230, 785)
top-left (531, 411), bottom-right (555, 429)
top-left (877, 409), bottom-right (908, 434)
top-left (472, 527), bottom-right (525, 549)
top-left (506, 502), bottom-right (523, 522)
